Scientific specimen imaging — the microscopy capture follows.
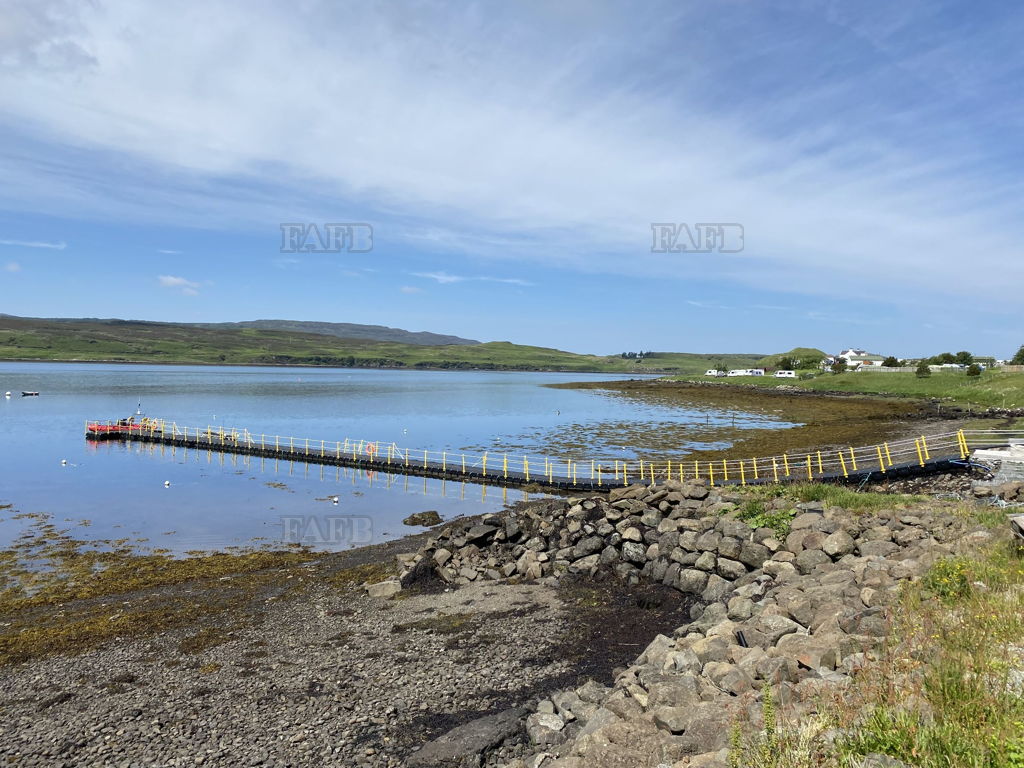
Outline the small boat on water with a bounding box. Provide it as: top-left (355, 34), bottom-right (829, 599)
top-left (21, 391), bottom-right (39, 397)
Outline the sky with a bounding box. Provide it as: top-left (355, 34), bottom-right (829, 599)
top-left (0, 0), bottom-right (1021, 357)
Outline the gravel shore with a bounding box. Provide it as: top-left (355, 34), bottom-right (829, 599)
top-left (0, 517), bottom-right (691, 768)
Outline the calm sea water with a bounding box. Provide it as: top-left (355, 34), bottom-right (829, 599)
top-left (0, 363), bottom-right (795, 553)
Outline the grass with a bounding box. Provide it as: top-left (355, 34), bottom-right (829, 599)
top-left (731, 484), bottom-right (924, 538)
top-left (739, 482), bottom-right (924, 512)
top-left (673, 369), bottom-right (1024, 409)
top-left (0, 315), bottom-right (769, 373)
top-left (730, 505), bottom-right (1024, 768)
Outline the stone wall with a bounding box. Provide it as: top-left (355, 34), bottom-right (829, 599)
top-left (397, 480), bottom-right (989, 768)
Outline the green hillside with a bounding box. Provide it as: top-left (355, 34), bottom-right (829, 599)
top-left (756, 347), bottom-right (827, 369)
top-left (0, 315), bottom-right (782, 373)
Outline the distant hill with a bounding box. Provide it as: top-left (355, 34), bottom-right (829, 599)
top-left (0, 314), bottom-right (806, 374)
top-left (189, 319), bottom-right (480, 346)
top-left (0, 315), bottom-right (480, 347)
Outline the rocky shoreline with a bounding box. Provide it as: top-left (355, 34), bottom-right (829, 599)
top-left (1, 478), bottom-right (1012, 767)
top-left (390, 481), bottom-right (996, 767)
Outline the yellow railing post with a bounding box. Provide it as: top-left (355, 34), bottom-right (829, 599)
top-left (849, 447), bottom-right (857, 471)
top-left (504, 454), bottom-right (509, 479)
top-left (920, 435), bottom-right (930, 460)
top-left (752, 458), bottom-right (759, 479)
top-left (739, 461), bottom-right (746, 486)
top-left (423, 449), bottom-right (428, 469)
top-left (694, 460), bottom-right (699, 480)
top-left (482, 453), bottom-right (488, 476)
top-left (597, 464), bottom-right (602, 486)
top-left (772, 457), bottom-right (779, 483)
top-left (805, 454), bottom-right (812, 480)
top-left (816, 450), bottom-right (823, 473)
top-left (884, 442), bottom-right (893, 467)
top-left (915, 438), bottom-right (924, 467)
top-left (783, 453), bottom-right (791, 477)
top-left (722, 459), bottom-right (729, 482)
top-left (838, 451), bottom-right (848, 478)
top-left (708, 462), bottom-right (715, 487)
top-left (876, 445), bottom-right (886, 473)
top-left (623, 462), bottom-right (629, 486)
top-left (442, 451), bottom-right (447, 472)
top-left (524, 457), bottom-right (530, 482)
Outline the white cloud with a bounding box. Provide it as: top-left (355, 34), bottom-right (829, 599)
top-left (412, 271), bottom-right (531, 286)
top-left (158, 249), bottom-right (182, 254)
top-left (157, 274), bottom-right (200, 296)
top-left (0, 0), bottom-right (1021, 311)
top-left (0, 238), bottom-right (66, 250)
top-left (4, 262), bottom-right (21, 272)
top-left (399, 285), bottom-right (421, 294)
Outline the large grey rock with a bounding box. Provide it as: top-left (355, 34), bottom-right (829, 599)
top-left (526, 712), bottom-right (565, 746)
top-left (621, 541), bottom-right (647, 564)
top-left (572, 535), bottom-right (605, 560)
top-left (365, 580), bottom-right (402, 599)
top-left (857, 540), bottom-right (900, 558)
top-left (677, 568), bottom-right (709, 595)
top-left (407, 708), bottom-right (526, 767)
top-left (823, 530), bottom-right (856, 558)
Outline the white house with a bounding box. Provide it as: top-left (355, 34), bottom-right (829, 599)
top-left (823, 349), bottom-right (888, 370)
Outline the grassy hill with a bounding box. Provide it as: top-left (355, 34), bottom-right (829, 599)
top-left (756, 347), bottom-right (827, 369)
top-left (0, 315), bottom-right (758, 372)
top-left (190, 319), bottom-right (480, 346)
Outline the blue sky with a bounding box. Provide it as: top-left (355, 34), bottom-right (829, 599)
top-left (0, 0), bottom-right (1022, 357)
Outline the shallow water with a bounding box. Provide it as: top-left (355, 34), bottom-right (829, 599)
top-left (0, 363), bottom-right (796, 552)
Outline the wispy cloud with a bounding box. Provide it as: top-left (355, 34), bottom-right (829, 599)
top-left (4, 262), bottom-right (21, 272)
top-left (157, 274), bottom-right (200, 296)
top-left (412, 271), bottom-right (531, 286)
top-left (0, 0), bottom-right (1021, 319)
top-left (399, 285), bottom-right (421, 294)
top-left (158, 249), bottom-right (182, 255)
top-left (0, 239), bottom-right (66, 250)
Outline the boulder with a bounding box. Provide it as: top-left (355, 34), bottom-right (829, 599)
top-left (407, 708), bottom-right (526, 767)
top-left (365, 580), bottom-right (402, 599)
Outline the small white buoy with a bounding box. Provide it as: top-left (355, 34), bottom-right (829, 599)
top-left (3, 392), bottom-right (10, 398)
top-left (330, 495), bottom-right (340, 505)
top-left (164, 480), bottom-right (171, 487)
top-left (61, 459), bottom-right (68, 466)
